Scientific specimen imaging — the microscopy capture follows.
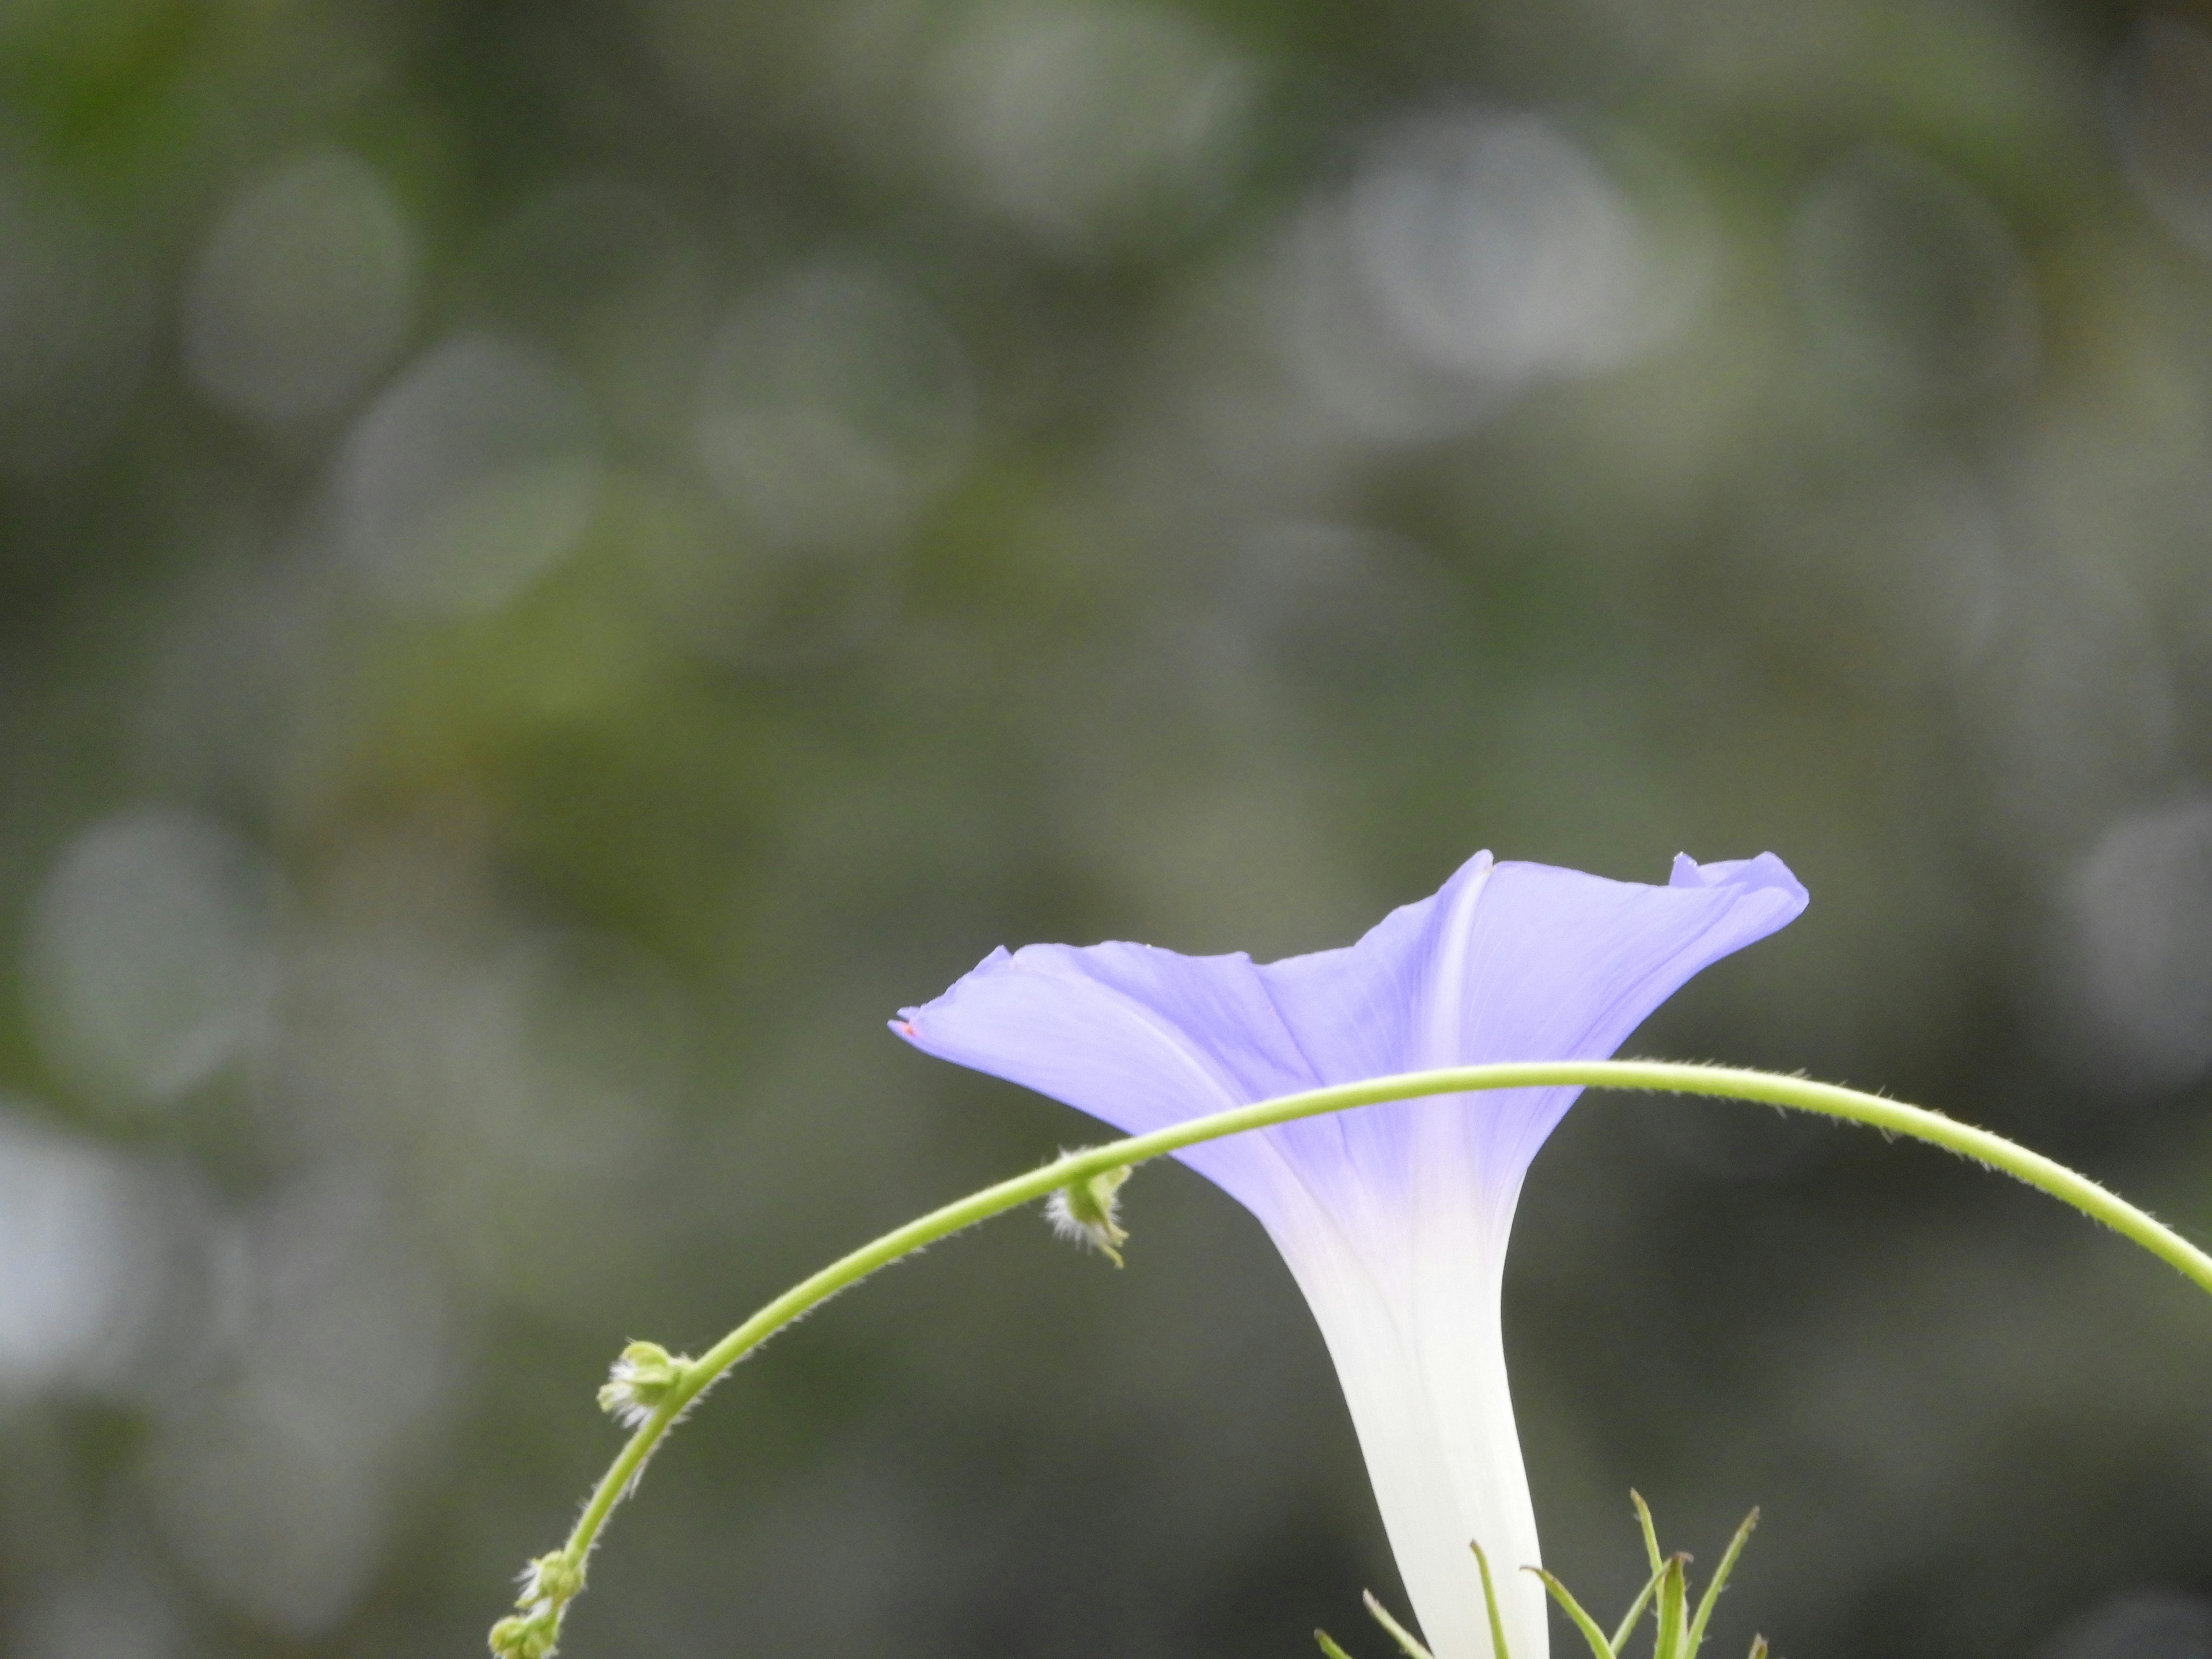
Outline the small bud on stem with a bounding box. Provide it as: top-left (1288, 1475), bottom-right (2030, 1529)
top-left (516, 1551), bottom-right (584, 1609)
top-left (1044, 1158), bottom-right (1133, 1266)
top-left (596, 1340), bottom-right (690, 1429)
top-left (489, 1610), bottom-right (559, 1659)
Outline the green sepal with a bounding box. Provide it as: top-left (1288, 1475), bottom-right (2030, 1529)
top-left (1526, 1566), bottom-right (1611, 1659)
top-left (1629, 1490), bottom-right (1664, 1576)
top-left (1654, 1557), bottom-right (1693, 1659)
top-left (1315, 1630), bottom-right (1358, 1659)
top-left (1468, 1541), bottom-right (1512, 1659)
top-left (1361, 1591), bottom-right (1436, 1659)
top-left (1685, 1509), bottom-right (1759, 1655)
top-left (1746, 1637), bottom-right (1768, 1659)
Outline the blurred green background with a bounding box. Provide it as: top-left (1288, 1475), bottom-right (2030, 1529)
top-left (3, 1), bottom-right (2212, 1656)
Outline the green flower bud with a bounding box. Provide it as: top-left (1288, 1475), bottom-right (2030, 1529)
top-left (596, 1340), bottom-right (688, 1428)
top-left (1045, 1159), bottom-right (1133, 1266)
top-left (488, 1609), bottom-right (559, 1659)
top-left (516, 1551), bottom-right (584, 1609)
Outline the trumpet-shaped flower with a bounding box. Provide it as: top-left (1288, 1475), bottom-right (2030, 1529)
top-left (893, 850), bottom-right (1806, 1659)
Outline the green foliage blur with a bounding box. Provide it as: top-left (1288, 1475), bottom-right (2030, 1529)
top-left (2, 1), bottom-right (2211, 1656)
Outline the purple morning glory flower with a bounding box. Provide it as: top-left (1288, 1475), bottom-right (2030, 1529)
top-left (894, 850), bottom-right (1808, 1659)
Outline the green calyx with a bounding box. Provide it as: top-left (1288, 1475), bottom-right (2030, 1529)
top-left (489, 1609), bottom-right (559, 1659)
top-left (1318, 1494), bottom-right (1767, 1659)
top-left (517, 1551), bottom-right (584, 1609)
top-left (1046, 1159), bottom-right (1133, 1266)
top-left (595, 1340), bottom-right (688, 1426)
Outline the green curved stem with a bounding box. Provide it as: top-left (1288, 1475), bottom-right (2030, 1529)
top-left (522, 1060), bottom-right (2212, 1651)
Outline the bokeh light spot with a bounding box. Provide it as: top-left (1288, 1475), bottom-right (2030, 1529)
top-left (27, 809), bottom-right (279, 1110)
top-left (2055, 796), bottom-right (2212, 1093)
top-left (928, 0), bottom-right (1253, 252)
top-left (184, 149), bottom-right (418, 427)
top-left (694, 262), bottom-right (971, 551)
top-left (0, 1109), bottom-right (154, 1396)
top-left (335, 334), bottom-right (603, 616)
top-left (1350, 112), bottom-right (1659, 387)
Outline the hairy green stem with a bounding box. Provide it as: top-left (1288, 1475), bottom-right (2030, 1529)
top-left (527, 1060), bottom-right (2212, 1650)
